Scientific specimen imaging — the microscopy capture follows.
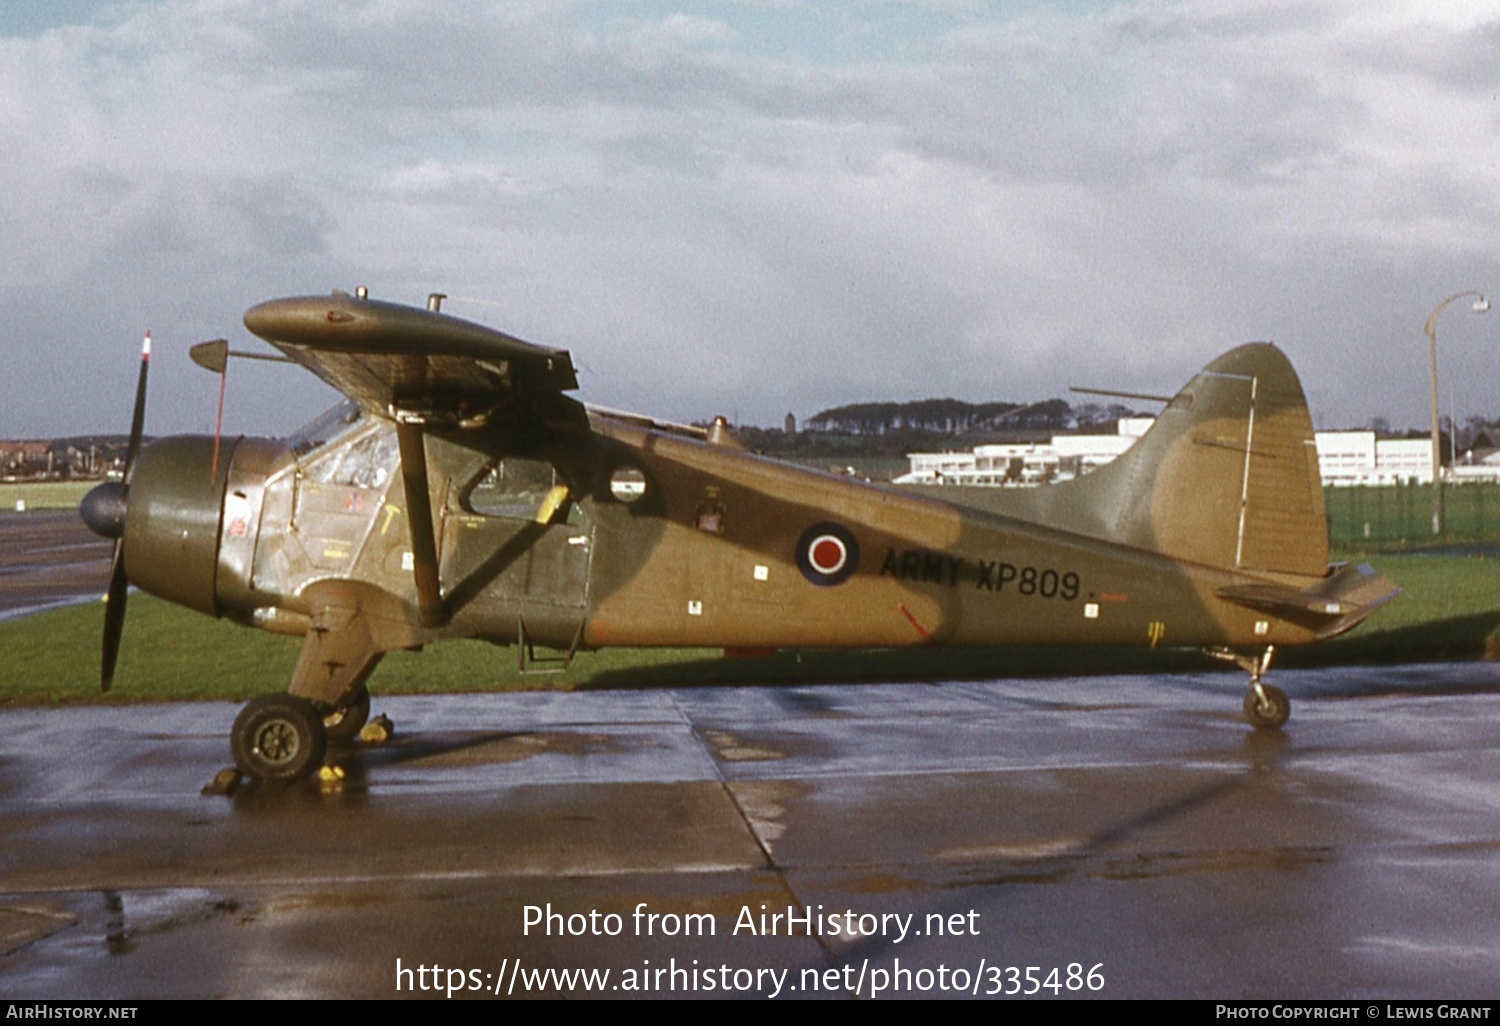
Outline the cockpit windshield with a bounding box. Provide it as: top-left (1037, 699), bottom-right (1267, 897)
top-left (287, 401), bottom-right (363, 457)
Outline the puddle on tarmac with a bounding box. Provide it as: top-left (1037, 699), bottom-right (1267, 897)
top-left (397, 731), bottom-right (630, 768)
top-left (729, 780), bottom-right (805, 851)
top-left (701, 729), bottom-right (785, 762)
top-left (0, 903), bottom-right (77, 956)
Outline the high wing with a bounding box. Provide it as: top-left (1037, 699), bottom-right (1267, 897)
top-left (243, 292), bottom-right (578, 426)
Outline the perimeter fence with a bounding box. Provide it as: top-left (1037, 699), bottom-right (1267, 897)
top-left (1325, 483), bottom-right (1500, 553)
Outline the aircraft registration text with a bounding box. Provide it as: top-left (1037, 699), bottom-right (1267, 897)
top-left (879, 547), bottom-right (1081, 601)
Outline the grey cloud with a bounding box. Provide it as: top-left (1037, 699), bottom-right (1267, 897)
top-left (4, 0), bottom-right (1500, 439)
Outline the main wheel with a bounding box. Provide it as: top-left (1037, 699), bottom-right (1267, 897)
top-left (232, 695), bottom-right (328, 782)
top-left (1243, 684), bottom-right (1290, 730)
top-left (322, 686), bottom-right (371, 742)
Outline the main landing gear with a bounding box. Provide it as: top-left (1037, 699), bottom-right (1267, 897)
top-left (231, 695), bottom-right (328, 782)
top-left (1208, 645), bottom-right (1290, 730)
top-left (321, 685), bottom-right (371, 742)
top-left (228, 685), bottom-right (378, 783)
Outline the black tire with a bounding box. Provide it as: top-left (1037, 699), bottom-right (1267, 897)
top-left (322, 686), bottom-right (371, 743)
top-left (231, 695), bottom-right (328, 782)
top-left (1243, 684), bottom-right (1290, 730)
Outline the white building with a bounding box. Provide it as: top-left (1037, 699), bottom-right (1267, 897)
top-left (895, 419), bottom-right (1150, 487)
top-left (898, 423), bottom-right (1500, 488)
top-left (1313, 431), bottom-right (1433, 486)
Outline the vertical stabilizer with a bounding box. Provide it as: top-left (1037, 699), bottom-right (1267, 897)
top-left (934, 344), bottom-right (1329, 578)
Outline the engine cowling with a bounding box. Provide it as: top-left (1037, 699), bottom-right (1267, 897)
top-left (121, 436), bottom-right (231, 617)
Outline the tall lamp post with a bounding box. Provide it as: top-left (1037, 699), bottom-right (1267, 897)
top-left (1423, 291), bottom-right (1490, 535)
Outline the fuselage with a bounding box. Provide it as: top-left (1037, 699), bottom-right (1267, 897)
top-left (119, 404), bottom-right (1348, 660)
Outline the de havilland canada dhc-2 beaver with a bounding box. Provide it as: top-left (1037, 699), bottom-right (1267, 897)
top-left (79, 289), bottom-right (1398, 783)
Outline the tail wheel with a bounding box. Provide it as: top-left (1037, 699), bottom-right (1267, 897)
top-left (322, 686), bottom-right (372, 742)
top-left (232, 695), bottom-right (327, 782)
top-left (1243, 684), bottom-right (1290, 730)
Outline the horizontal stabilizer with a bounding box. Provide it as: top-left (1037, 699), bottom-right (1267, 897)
top-left (1217, 562), bottom-right (1399, 637)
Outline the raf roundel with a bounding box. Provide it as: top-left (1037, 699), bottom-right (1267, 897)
top-left (796, 522), bottom-right (861, 587)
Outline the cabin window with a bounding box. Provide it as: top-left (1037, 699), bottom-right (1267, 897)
top-left (465, 459), bottom-right (578, 525)
top-left (608, 466), bottom-right (647, 503)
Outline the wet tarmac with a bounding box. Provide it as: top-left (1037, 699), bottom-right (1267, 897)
top-left (0, 511), bottom-right (111, 621)
top-left (3, 511), bottom-right (1500, 999)
top-left (3, 667), bottom-right (1500, 999)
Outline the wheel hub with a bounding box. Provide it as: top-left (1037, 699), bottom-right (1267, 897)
top-left (254, 719), bottom-right (301, 764)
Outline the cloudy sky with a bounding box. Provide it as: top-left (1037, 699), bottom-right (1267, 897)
top-left (2, 0), bottom-right (1497, 439)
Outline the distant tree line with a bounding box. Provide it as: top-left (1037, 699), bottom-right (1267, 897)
top-left (801, 397), bottom-right (1146, 437)
top-left (805, 398), bottom-right (1027, 435)
top-left (731, 397), bottom-right (1153, 464)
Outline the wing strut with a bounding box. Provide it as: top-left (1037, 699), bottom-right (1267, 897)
top-left (395, 419), bottom-right (447, 628)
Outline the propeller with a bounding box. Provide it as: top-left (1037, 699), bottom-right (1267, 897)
top-left (80, 331), bottom-right (151, 692)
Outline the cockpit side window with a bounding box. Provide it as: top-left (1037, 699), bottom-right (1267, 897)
top-left (305, 423), bottom-right (400, 489)
top-left (288, 401), bottom-right (363, 458)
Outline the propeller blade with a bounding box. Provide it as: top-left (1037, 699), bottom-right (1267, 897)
top-left (101, 540), bottom-right (129, 693)
top-left (99, 330), bottom-right (151, 692)
top-left (123, 332), bottom-right (151, 481)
